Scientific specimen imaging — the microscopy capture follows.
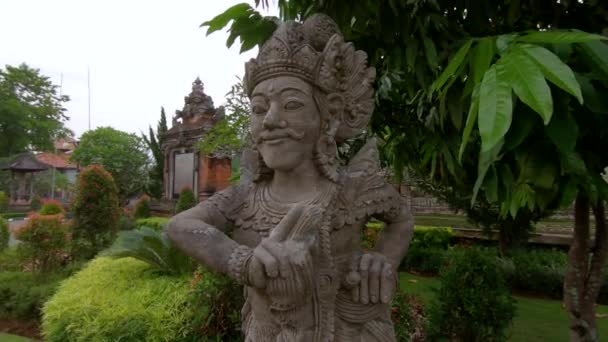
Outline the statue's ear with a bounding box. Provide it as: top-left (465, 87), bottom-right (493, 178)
top-left (325, 93), bottom-right (343, 136)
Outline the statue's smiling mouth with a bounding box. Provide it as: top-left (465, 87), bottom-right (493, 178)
top-left (258, 129), bottom-right (305, 145)
top-left (264, 137), bottom-right (288, 145)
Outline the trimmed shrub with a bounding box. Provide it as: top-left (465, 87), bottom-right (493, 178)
top-left (71, 165), bottom-right (120, 259)
top-left (391, 290), bottom-right (427, 342)
top-left (117, 214), bottom-right (136, 231)
top-left (362, 221), bottom-right (383, 249)
top-left (175, 187), bottom-right (197, 213)
top-left (505, 248), bottom-right (567, 299)
top-left (42, 257), bottom-right (193, 341)
top-left (135, 217), bottom-right (170, 231)
top-left (410, 226), bottom-right (454, 250)
top-left (0, 217), bottom-right (9, 252)
top-left (0, 264), bottom-right (81, 319)
top-left (401, 246), bottom-right (448, 274)
top-left (0, 190), bottom-right (8, 213)
top-left (428, 247), bottom-right (516, 342)
top-left (101, 227), bottom-right (194, 275)
top-left (0, 247), bottom-right (21, 272)
top-left (30, 195), bottom-right (42, 211)
top-left (133, 194), bottom-right (151, 219)
top-left (186, 266), bottom-right (244, 340)
top-left (14, 214), bottom-right (70, 272)
top-left (39, 199), bottom-right (64, 215)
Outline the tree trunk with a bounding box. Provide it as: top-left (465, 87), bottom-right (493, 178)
top-left (564, 194), bottom-right (608, 342)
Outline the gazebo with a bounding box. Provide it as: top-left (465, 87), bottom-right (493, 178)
top-left (0, 153), bottom-right (49, 204)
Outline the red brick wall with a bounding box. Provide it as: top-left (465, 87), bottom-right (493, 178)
top-left (197, 156), bottom-right (231, 201)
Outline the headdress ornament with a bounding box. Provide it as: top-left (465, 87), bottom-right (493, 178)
top-left (245, 14), bottom-right (376, 141)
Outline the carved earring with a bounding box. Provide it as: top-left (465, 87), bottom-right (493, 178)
top-left (314, 133), bottom-right (339, 182)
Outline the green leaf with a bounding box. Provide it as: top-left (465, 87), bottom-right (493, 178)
top-left (472, 37), bottom-right (495, 85)
top-left (521, 45), bottom-right (583, 104)
top-left (201, 3), bottom-right (252, 35)
top-left (504, 111), bottom-right (537, 151)
top-left (432, 39), bottom-right (473, 92)
top-left (560, 152), bottom-right (587, 176)
top-left (472, 139), bottom-right (504, 206)
top-left (496, 34), bottom-right (517, 55)
top-left (478, 64), bottom-right (513, 152)
top-left (406, 39), bottom-right (419, 72)
top-left (501, 48), bottom-right (553, 124)
top-left (422, 35), bottom-right (439, 70)
top-left (517, 30), bottom-right (607, 44)
top-left (576, 74), bottom-right (608, 114)
top-left (576, 40), bottom-right (608, 80)
top-left (458, 84), bottom-right (480, 162)
top-left (545, 111), bottom-right (578, 153)
top-left (485, 165), bottom-right (499, 203)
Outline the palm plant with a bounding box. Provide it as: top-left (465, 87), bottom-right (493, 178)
top-left (102, 227), bottom-right (194, 275)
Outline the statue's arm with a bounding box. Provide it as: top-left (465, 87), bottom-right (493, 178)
top-left (166, 189), bottom-right (252, 284)
top-left (372, 203), bottom-right (414, 271)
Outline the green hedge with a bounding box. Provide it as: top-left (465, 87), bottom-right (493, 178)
top-left (135, 217), bottom-right (170, 232)
top-left (0, 212), bottom-right (27, 220)
top-left (0, 262), bottom-right (81, 320)
top-left (0, 217), bottom-right (8, 251)
top-left (42, 257), bottom-right (193, 341)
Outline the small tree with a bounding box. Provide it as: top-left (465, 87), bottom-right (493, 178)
top-left (71, 165), bottom-right (120, 259)
top-left (142, 107), bottom-right (168, 198)
top-left (175, 187), bottom-right (197, 214)
top-left (133, 194), bottom-right (151, 219)
top-left (15, 213), bottom-right (69, 272)
top-left (39, 199), bottom-right (64, 216)
top-left (428, 247), bottom-right (516, 341)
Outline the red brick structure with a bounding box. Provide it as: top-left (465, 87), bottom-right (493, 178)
top-left (161, 78), bottom-right (231, 201)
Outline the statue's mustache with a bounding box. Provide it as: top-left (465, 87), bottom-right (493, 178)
top-left (257, 128), bottom-right (305, 143)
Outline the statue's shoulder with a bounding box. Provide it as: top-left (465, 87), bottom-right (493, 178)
top-left (337, 138), bottom-right (404, 225)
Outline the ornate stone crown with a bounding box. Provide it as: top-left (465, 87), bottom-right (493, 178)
top-left (245, 14), bottom-right (376, 141)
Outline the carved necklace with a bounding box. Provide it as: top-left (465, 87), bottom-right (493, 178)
top-left (237, 181), bottom-right (336, 237)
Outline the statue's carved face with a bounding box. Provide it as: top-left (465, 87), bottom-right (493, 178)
top-left (250, 76), bottom-right (321, 172)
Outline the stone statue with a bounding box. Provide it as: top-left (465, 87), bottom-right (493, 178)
top-left (167, 13), bottom-right (414, 342)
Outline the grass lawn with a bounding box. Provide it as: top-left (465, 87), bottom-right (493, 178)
top-left (400, 273), bottom-right (608, 342)
top-left (0, 333), bottom-right (32, 342)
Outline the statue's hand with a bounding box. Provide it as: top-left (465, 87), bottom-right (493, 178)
top-left (347, 252), bottom-right (396, 305)
top-left (247, 204), bottom-right (315, 286)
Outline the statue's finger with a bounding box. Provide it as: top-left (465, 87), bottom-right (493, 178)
top-left (269, 204), bottom-right (304, 242)
top-left (380, 262), bottom-right (394, 304)
top-left (248, 256), bottom-right (267, 288)
top-left (368, 258), bottom-right (383, 304)
top-left (261, 240), bottom-right (291, 278)
top-left (352, 283), bottom-right (360, 303)
top-left (359, 253), bottom-right (373, 304)
top-left (253, 246), bottom-right (279, 278)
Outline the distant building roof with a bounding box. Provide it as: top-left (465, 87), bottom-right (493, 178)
top-left (0, 153), bottom-right (50, 172)
top-left (35, 152), bottom-right (77, 170)
top-left (54, 138), bottom-right (78, 152)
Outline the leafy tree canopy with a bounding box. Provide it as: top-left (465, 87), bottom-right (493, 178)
top-left (204, 1), bottom-right (608, 339)
top-left (71, 127), bottom-right (150, 202)
top-left (0, 63), bottom-right (71, 157)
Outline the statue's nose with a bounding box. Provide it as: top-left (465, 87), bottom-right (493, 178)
top-left (263, 103), bottom-right (286, 130)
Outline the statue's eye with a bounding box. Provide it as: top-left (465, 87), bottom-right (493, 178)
top-left (284, 101), bottom-right (303, 110)
top-left (251, 105), bottom-right (267, 115)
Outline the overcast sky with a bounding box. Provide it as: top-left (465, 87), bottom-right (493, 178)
top-left (0, 0), bottom-right (276, 138)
